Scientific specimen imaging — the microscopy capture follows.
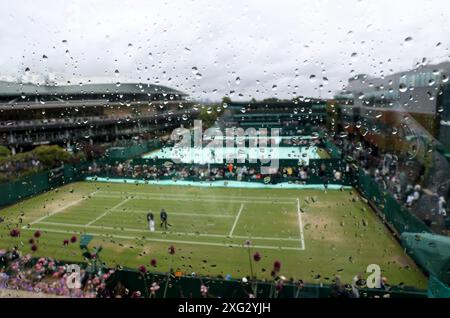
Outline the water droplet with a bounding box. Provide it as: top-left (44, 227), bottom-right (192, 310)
top-left (309, 74), bottom-right (316, 82)
top-left (404, 36), bottom-right (413, 42)
top-left (184, 47), bottom-right (191, 54)
top-left (42, 54), bottom-right (48, 60)
top-left (114, 69), bottom-right (120, 76)
top-left (399, 83), bottom-right (408, 93)
top-left (272, 84), bottom-right (277, 90)
top-left (235, 77), bottom-right (241, 85)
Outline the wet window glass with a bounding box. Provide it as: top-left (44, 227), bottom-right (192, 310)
top-left (0, 0), bottom-right (449, 301)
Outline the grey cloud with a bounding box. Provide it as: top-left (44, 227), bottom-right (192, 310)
top-left (0, 0), bottom-right (449, 101)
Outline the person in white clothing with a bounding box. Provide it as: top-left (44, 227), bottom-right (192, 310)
top-left (147, 211), bottom-right (155, 232)
top-left (438, 196), bottom-right (447, 216)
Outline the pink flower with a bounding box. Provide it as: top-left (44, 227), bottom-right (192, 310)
top-left (253, 252), bottom-right (261, 262)
top-left (150, 282), bottom-right (160, 292)
top-left (132, 291), bottom-right (141, 298)
top-left (200, 284), bottom-right (208, 295)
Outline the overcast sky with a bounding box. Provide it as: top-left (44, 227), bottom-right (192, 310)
top-left (0, 0), bottom-right (449, 101)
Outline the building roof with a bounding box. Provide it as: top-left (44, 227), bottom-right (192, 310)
top-left (0, 81), bottom-right (187, 97)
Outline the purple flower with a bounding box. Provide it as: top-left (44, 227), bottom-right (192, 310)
top-left (150, 258), bottom-right (157, 267)
top-left (253, 252), bottom-right (261, 262)
top-left (168, 245), bottom-right (176, 255)
top-left (138, 265), bottom-right (147, 273)
top-left (34, 230), bottom-right (41, 238)
top-left (273, 260), bottom-right (281, 272)
top-left (31, 244), bottom-right (38, 252)
top-left (275, 282), bottom-right (283, 292)
top-left (70, 235), bottom-right (77, 243)
top-left (63, 239), bottom-right (69, 246)
top-left (10, 229), bottom-right (20, 237)
top-left (28, 238), bottom-right (35, 245)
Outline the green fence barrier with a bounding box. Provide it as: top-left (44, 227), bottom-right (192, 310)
top-left (105, 139), bottom-right (162, 160)
top-left (324, 141), bottom-right (342, 159)
top-left (356, 170), bottom-right (431, 235)
top-left (0, 171), bottom-right (50, 207)
top-left (428, 275), bottom-right (450, 298)
top-left (401, 233), bottom-right (450, 285)
top-left (105, 269), bottom-right (426, 298)
top-left (0, 162), bottom-right (90, 208)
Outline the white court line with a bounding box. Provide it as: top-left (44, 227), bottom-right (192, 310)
top-left (93, 191), bottom-right (298, 202)
top-left (33, 221), bottom-right (300, 241)
top-left (108, 209), bottom-right (234, 218)
top-left (297, 197), bottom-right (306, 250)
top-left (24, 226), bottom-right (304, 251)
top-left (26, 191), bottom-right (98, 228)
top-left (93, 194), bottom-right (295, 205)
top-left (85, 197), bottom-right (131, 226)
top-left (229, 203), bottom-right (245, 237)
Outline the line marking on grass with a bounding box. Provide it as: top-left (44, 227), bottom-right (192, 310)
top-left (24, 226), bottom-right (304, 251)
top-left (297, 197), bottom-right (305, 250)
top-left (94, 194), bottom-right (295, 205)
top-left (85, 197), bottom-right (131, 226)
top-left (109, 210), bottom-right (235, 218)
top-left (27, 191), bottom-right (98, 228)
top-left (32, 221), bottom-right (301, 242)
top-left (229, 203), bottom-right (244, 237)
top-left (94, 191), bottom-right (297, 203)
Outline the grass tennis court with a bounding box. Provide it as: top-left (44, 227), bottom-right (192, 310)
top-left (0, 181), bottom-right (427, 288)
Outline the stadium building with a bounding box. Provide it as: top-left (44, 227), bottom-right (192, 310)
top-left (0, 81), bottom-right (193, 153)
top-left (220, 99), bottom-right (327, 136)
top-left (333, 61), bottom-right (450, 156)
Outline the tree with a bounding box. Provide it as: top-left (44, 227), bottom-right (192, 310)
top-left (0, 146), bottom-right (11, 157)
top-left (198, 106), bottom-right (219, 128)
top-left (222, 96), bottom-right (232, 105)
top-left (32, 145), bottom-right (71, 169)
